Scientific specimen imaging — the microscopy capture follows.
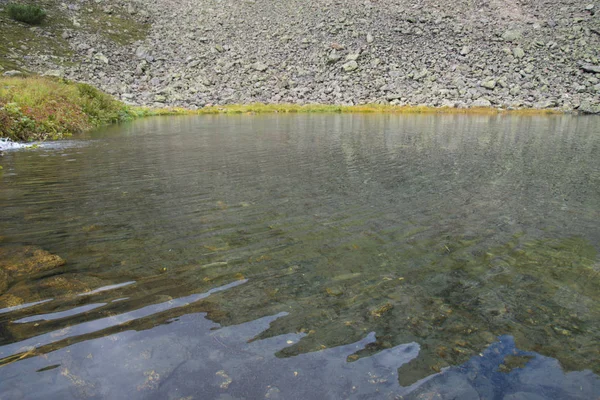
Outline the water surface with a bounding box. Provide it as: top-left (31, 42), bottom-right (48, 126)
top-left (0, 114), bottom-right (599, 399)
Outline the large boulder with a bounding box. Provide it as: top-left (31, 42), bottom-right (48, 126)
top-left (578, 99), bottom-right (600, 114)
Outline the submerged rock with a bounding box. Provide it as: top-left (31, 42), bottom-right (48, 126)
top-left (0, 269), bottom-right (8, 294)
top-left (0, 246), bottom-right (65, 279)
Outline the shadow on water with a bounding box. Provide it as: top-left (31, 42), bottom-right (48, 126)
top-left (0, 114), bottom-right (599, 398)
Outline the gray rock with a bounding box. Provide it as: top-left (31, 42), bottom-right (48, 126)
top-left (534, 100), bottom-right (556, 108)
top-left (581, 64), bottom-right (600, 73)
top-left (342, 61), bottom-right (358, 72)
top-left (43, 69), bottom-right (64, 77)
top-left (481, 79), bottom-right (497, 89)
top-left (366, 33), bottom-right (374, 43)
top-left (327, 50), bottom-right (341, 64)
top-left (346, 53), bottom-right (360, 61)
top-left (252, 62), bottom-right (268, 72)
top-left (135, 46), bottom-right (151, 59)
top-left (94, 53), bottom-right (109, 64)
top-left (472, 98), bottom-right (492, 107)
top-left (513, 47), bottom-right (525, 58)
top-left (578, 99), bottom-right (600, 114)
top-left (3, 70), bottom-right (24, 77)
top-left (441, 99), bottom-right (457, 108)
top-left (413, 68), bottom-right (429, 81)
top-left (502, 29), bottom-right (522, 41)
top-left (460, 46), bottom-right (471, 56)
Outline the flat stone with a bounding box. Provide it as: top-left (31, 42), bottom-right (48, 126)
top-left (534, 100), bottom-right (556, 108)
top-left (581, 64), bottom-right (600, 73)
top-left (0, 246), bottom-right (65, 279)
top-left (43, 69), bottom-right (64, 77)
top-left (252, 62), bottom-right (268, 72)
top-left (481, 79), bottom-right (497, 89)
top-left (2, 70), bottom-right (23, 77)
top-left (472, 98), bottom-right (492, 107)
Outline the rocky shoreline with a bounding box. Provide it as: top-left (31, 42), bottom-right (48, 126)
top-left (1, 0), bottom-right (600, 112)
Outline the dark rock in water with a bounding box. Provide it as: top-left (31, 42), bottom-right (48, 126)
top-left (0, 246), bottom-right (65, 279)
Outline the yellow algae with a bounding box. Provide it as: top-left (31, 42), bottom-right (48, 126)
top-left (140, 103), bottom-right (563, 117)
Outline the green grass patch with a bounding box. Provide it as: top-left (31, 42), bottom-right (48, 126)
top-left (7, 3), bottom-right (46, 25)
top-left (0, 76), bottom-right (136, 141)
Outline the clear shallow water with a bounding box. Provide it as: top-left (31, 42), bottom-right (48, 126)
top-left (0, 114), bottom-right (599, 399)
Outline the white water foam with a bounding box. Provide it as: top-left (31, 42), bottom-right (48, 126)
top-left (0, 138), bottom-right (36, 151)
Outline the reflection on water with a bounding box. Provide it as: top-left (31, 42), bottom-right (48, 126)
top-left (0, 114), bottom-right (599, 398)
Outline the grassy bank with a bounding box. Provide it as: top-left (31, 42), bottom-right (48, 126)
top-left (0, 76), bottom-right (141, 141)
top-left (1, 76), bottom-right (562, 142)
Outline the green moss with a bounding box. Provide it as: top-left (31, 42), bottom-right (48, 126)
top-left (7, 3), bottom-right (46, 25)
